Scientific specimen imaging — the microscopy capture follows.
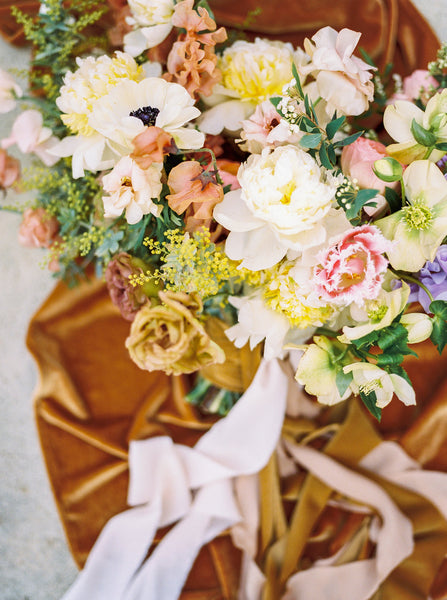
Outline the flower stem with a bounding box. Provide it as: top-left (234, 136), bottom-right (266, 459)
top-left (392, 269), bottom-right (435, 303)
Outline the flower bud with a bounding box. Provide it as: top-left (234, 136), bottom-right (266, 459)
top-left (373, 156), bottom-right (403, 182)
top-left (400, 312), bottom-right (433, 343)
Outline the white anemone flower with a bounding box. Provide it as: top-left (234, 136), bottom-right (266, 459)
top-left (51, 78), bottom-right (204, 178)
top-left (344, 362), bottom-right (416, 409)
top-left (214, 145), bottom-right (349, 270)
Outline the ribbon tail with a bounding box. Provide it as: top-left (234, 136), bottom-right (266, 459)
top-left (62, 500), bottom-right (162, 600)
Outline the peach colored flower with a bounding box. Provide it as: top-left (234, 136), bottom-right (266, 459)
top-left (216, 159), bottom-right (240, 191)
top-left (240, 100), bottom-right (300, 153)
top-left (166, 160), bottom-right (224, 217)
top-left (102, 155), bottom-right (163, 224)
top-left (18, 208), bottom-right (59, 248)
top-left (0, 148), bottom-right (20, 189)
top-left (131, 126), bottom-right (176, 169)
top-left (164, 0), bottom-right (226, 98)
top-left (105, 252), bottom-right (151, 321)
top-left (341, 137), bottom-right (398, 195)
top-left (125, 290), bottom-right (225, 375)
top-left (314, 225), bottom-right (391, 306)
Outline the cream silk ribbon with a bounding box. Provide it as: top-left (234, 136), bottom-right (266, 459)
top-left (61, 359), bottom-right (289, 600)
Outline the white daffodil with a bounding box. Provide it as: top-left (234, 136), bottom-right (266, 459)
top-left (344, 362), bottom-right (416, 408)
top-left (384, 88), bottom-right (447, 164)
top-left (339, 280), bottom-right (410, 342)
top-left (123, 0), bottom-right (175, 57)
top-left (199, 38), bottom-right (296, 134)
top-left (214, 145), bottom-right (349, 270)
top-left (376, 160), bottom-right (447, 272)
top-left (295, 336), bottom-right (355, 405)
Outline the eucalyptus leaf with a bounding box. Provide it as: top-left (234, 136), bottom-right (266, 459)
top-left (333, 131), bottom-right (363, 148)
top-left (300, 133), bottom-right (322, 149)
top-left (326, 116), bottom-right (346, 140)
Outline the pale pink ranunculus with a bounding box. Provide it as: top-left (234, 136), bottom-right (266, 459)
top-left (18, 207), bottom-right (60, 248)
top-left (389, 70), bottom-right (438, 105)
top-left (299, 27), bottom-right (375, 116)
top-left (314, 224), bottom-right (391, 306)
top-left (341, 136), bottom-right (398, 195)
top-left (1, 110), bottom-right (59, 166)
top-left (0, 148), bottom-right (20, 189)
top-left (0, 68), bottom-right (22, 113)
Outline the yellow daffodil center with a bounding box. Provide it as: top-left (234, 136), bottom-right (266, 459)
top-left (403, 198), bottom-right (433, 231)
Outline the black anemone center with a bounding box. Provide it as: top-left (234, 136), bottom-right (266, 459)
top-left (129, 105), bottom-right (160, 127)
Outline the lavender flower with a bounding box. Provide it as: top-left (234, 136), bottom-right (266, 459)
top-left (409, 245), bottom-right (447, 312)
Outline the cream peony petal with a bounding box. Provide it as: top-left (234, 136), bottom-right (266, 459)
top-left (124, 24), bottom-right (173, 56)
top-left (225, 227), bottom-right (287, 271)
top-left (199, 100), bottom-right (256, 135)
top-left (383, 101), bottom-right (423, 143)
top-left (213, 189), bottom-right (262, 233)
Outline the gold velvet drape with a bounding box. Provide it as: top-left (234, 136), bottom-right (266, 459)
top-left (2, 0), bottom-right (446, 596)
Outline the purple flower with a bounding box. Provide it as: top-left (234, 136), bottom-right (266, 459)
top-left (409, 245), bottom-right (447, 312)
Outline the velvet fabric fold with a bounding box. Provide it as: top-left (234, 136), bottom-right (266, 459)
top-left (27, 276), bottom-right (447, 598)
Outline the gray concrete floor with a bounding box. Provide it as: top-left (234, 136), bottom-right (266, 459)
top-left (0, 3), bottom-right (446, 599)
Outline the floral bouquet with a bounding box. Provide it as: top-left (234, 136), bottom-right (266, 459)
top-left (3, 0), bottom-right (447, 598)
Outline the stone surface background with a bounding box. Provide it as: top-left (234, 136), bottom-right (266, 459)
top-left (0, 2), bottom-right (446, 598)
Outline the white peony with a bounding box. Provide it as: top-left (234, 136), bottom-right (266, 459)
top-left (214, 145), bottom-right (346, 270)
top-left (102, 155), bottom-right (163, 224)
top-left (199, 38), bottom-right (297, 135)
top-left (124, 0), bottom-right (175, 57)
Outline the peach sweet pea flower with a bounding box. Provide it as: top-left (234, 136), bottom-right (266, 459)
top-left (299, 27), bottom-right (375, 116)
top-left (164, 0), bottom-right (226, 98)
top-left (1, 110), bottom-right (59, 167)
top-left (240, 100), bottom-right (300, 153)
top-left (102, 155), bottom-right (163, 224)
top-left (18, 207), bottom-right (59, 248)
top-left (216, 159), bottom-right (240, 191)
top-left (131, 126), bottom-right (176, 169)
top-left (0, 149), bottom-right (20, 190)
top-left (166, 160), bottom-right (224, 217)
top-left (314, 225), bottom-right (391, 306)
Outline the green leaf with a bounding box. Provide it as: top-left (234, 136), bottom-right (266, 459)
top-left (411, 119), bottom-right (437, 147)
top-left (292, 62), bottom-right (304, 97)
top-left (270, 96), bottom-right (282, 109)
top-left (300, 133), bottom-right (322, 149)
top-left (319, 143), bottom-right (334, 169)
top-left (435, 142), bottom-right (447, 151)
top-left (333, 131), bottom-right (363, 148)
top-left (336, 369), bottom-right (353, 397)
top-left (345, 188), bottom-right (379, 220)
top-left (326, 116), bottom-right (346, 140)
top-left (430, 300), bottom-right (447, 319)
top-left (372, 157), bottom-right (403, 182)
top-left (384, 186), bottom-right (402, 212)
top-left (359, 390), bottom-right (382, 421)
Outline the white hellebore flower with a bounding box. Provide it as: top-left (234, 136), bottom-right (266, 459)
top-left (199, 38), bottom-right (296, 134)
top-left (376, 160), bottom-right (447, 272)
top-left (400, 313), bottom-right (433, 344)
top-left (299, 26), bottom-right (375, 117)
top-left (214, 145), bottom-right (347, 270)
top-left (344, 362), bottom-right (416, 409)
top-left (102, 156), bottom-right (163, 225)
top-left (384, 89), bottom-right (447, 164)
top-left (1, 110), bottom-right (59, 166)
top-left (124, 0), bottom-right (175, 57)
top-left (0, 67), bottom-right (22, 113)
